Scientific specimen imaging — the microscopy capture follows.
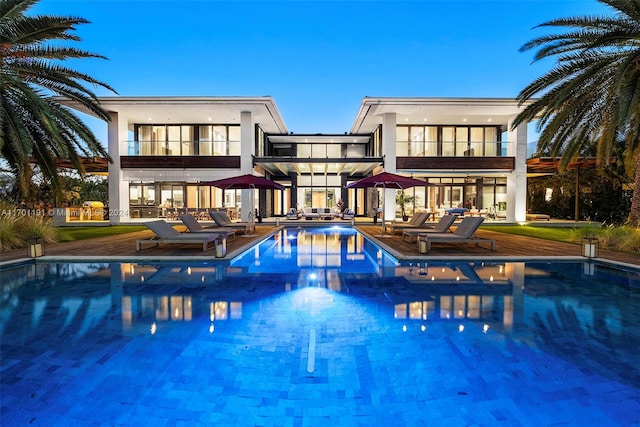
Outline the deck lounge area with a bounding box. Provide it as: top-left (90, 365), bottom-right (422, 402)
top-left (1, 218), bottom-right (638, 267)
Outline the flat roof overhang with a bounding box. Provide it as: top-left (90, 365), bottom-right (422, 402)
top-left (254, 157), bottom-right (383, 178)
top-left (55, 96), bottom-right (288, 134)
top-left (351, 97), bottom-right (537, 134)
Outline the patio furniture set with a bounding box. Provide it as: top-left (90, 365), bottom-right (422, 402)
top-left (136, 208), bottom-right (496, 255)
top-left (136, 212), bottom-right (252, 253)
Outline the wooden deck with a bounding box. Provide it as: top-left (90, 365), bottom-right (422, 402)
top-left (357, 225), bottom-right (639, 266)
top-left (1, 223), bottom-right (638, 267)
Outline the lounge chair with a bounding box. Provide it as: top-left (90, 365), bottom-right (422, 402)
top-left (412, 217), bottom-right (496, 252)
top-left (401, 214), bottom-right (457, 242)
top-left (385, 212), bottom-right (429, 235)
top-left (179, 213), bottom-right (236, 240)
top-left (209, 211), bottom-right (252, 233)
top-left (136, 220), bottom-right (225, 251)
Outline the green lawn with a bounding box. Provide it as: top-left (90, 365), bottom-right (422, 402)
top-left (480, 225), bottom-right (583, 244)
top-left (55, 225), bottom-right (147, 242)
top-left (55, 224), bottom-right (582, 244)
top-left (53, 223), bottom-right (637, 254)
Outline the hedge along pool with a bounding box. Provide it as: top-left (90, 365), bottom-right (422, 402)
top-left (1, 226), bottom-right (639, 426)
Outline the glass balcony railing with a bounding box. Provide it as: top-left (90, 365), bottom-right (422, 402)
top-left (396, 140), bottom-right (510, 157)
top-left (126, 140), bottom-right (241, 156)
top-left (124, 140), bottom-right (511, 158)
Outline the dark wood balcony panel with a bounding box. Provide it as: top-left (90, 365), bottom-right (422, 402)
top-left (120, 156), bottom-right (240, 169)
top-left (397, 156), bottom-right (515, 170)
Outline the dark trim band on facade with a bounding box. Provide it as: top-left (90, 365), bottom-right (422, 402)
top-left (120, 156), bottom-right (241, 169)
top-left (397, 156), bottom-right (515, 170)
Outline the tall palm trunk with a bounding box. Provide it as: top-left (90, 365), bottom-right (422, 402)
top-left (631, 151), bottom-right (640, 225)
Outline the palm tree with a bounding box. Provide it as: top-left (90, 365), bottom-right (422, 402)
top-left (0, 0), bottom-right (116, 200)
top-left (511, 0), bottom-right (640, 224)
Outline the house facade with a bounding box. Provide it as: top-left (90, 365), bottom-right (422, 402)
top-left (62, 96), bottom-right (532, 224)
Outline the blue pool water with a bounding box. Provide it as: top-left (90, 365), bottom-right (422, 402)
top-left (230, 226), bottom-right (398, 274)
top-left (1, 228), bottom-right (639, 426)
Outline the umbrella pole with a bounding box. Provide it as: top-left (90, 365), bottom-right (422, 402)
top-left (250, 185), bottom-right (255, 234)
top-left (381, 184), bottom-right (385, 236)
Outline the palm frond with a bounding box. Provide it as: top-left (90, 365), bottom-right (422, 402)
top-left (514, 0), bottom-right (640, 222)
top-left (0, 0), bottom-right (116, 198)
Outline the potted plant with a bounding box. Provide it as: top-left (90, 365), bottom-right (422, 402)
top-left (396, 192), bottom-right (415, 221)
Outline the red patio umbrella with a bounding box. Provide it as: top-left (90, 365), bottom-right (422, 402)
top-left (346, 172), bottom-right (432, 235)
top-left (202, 174), bottom-right (285, 231)
top-left (202, 174), bottom-right (286, 191)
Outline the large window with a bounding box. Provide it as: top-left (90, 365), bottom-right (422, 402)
top-left (295, 143), bottom-right (358, 158)
top-left (159, 184), bottom-right (184, 208)
top-left (482, 177), bottom-right (507, 213)
top-left (127, 181), bottom-right (288, 219)
top-left (201, 125), bottom-right (241, 156)
top-left (129, 183), bottom-right (156, 206)
top-left (209, 125), bottom-right (241, 155)
top-left (396, 125), bottom-right (502, 157)
top-left (442, 127), bottom-right (455, 156)
top-left (199, 126), bottom-right (214, 155)
top-left (394, 176), bottom-right (506, 214)
top-left (132, 124), bottom-right (240, 156)
top-left (296, 175), bottom-right (342, 208)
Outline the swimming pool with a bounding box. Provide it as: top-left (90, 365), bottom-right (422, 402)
top-left (230, 226), bottom-right (398, 274)
top-left (1, 228), bottom-right (639, 426)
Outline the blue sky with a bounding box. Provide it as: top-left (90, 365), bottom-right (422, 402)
top-left (35, 0), bottom-right (611, 142)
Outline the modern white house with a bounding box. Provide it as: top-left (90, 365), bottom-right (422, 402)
top-left (60, 96), bottom-right (533, 224)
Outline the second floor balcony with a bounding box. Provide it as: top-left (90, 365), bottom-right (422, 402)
top-left (396, 140), bottom-right (509, 157)
top-left (127, 140), bottom-right (241, 156)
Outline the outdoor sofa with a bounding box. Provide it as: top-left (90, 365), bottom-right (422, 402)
top-left (302, 207), bottom-right (335, 220)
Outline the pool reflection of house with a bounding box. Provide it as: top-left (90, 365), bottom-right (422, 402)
top-left (389, 262), bottom-right (516, 333)
top-left (58, 96), bottom-right (534, 224)
top-left (112, 259), bottom-right (519, 337)
top-left (7, 260), bottom-right (635, 353)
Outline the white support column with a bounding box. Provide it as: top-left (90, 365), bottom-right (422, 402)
top-left (507, 121), bottom-right (528, 222)
top-left (240, 111), bottom-right (254, 223)
top-left (382, 113), bottom-right (397, 222)
top-left (107, 112), bottom-right (129, 224)
top-left (240, 111), bottom-right (254, 173)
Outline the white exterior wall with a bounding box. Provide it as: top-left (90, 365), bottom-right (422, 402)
top-left (382, 113), bottom-right (397, 222)
top-left (507, 121), bottom-right (528, 222)
top-left (97, 97), bottom-right (531, 225)
top-left (107, 110), bottom-right (250, 224)
top-left (107, 112), bottom-right (129, 224)
top-left (240, 111), bottom-right (254, 223)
